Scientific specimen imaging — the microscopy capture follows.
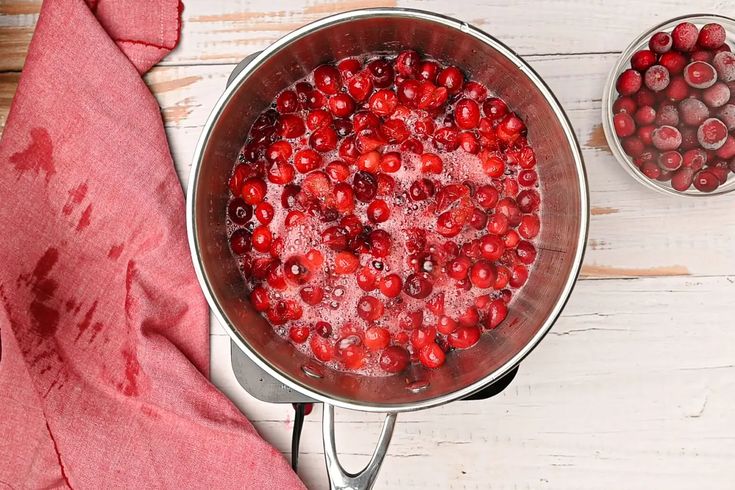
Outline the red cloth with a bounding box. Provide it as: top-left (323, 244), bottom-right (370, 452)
top-left (0, 1), bottom-right (305, 488)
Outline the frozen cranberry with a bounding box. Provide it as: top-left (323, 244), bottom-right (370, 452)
top-left (612, 96), bottom-right (636, 115)
top-left (651, 125), bottom-right (682, 151)
top-left (665, 77), bottom-right (689, 102)
top-left (716, 135), bottom-right (735, 159)
top-left (682, 148), bottom-right (707, 171)
top-left (698, 23), bottom-right (726, 49)
top-left (631, 49), bottom-right (656, 71)
top-left (403, 272), bottom-right (433, 299)
top-left (437, 66), bottom-right (464, 94)
top-left (658, 151), bottom-right (683, 171)
top-left (672, 22), bottom-right (698, 52)
top-left (656, 103), bottom-right (680, 126)
top-left (379, 346), bottom-right (410, 373)
top-left (276, 90), bottom-right (299, 113)
top-left (641, 160), bottom-right (662, 179)
top-left (616, 69), bottom-right (642, 95)
top-left (649, 31), bottom-right (672, 53)
top-left (241, 177), bottom-right (267, 205)
top-left (644, 65), bottom-right (670, 92)
top-left (693, 170), bottom-right (720, 192)
top-left (367, 58), bottom-right (395, 88)
top-left (634, 106), bottom-right (656, 126)
top-left (313, 64), bottom-right (342, 95)
top-left (713, 52), bottom-right (735, 82)
top-left (230, 229), bottom-right (252, 255)
top-left (683, 62), bottom-right (717, 89)
top-left (671, 167), bottom-right (695, 191)
top-left (637, 125), bottom-right (655, 146)
top-left (659, 51), bottom-right (687, 75)
top-left (455, 98), bottom-right (481, 129)
top-left (703, 82), bottom-right (731, 108)
top-left (419, 343), bottom-right (446, 369)
top-left (613, 112), bottom-right (636, 137)
top-left (708, 161), bottom-right (730, 184)
top-left (697, 118), bottom-right (728, 150)
top-left (719, 104), bottom-right (735, 131)
top-left (691, 50), bottom-right (713, 63)
top-left (622, 137), bottom-right (645, 157)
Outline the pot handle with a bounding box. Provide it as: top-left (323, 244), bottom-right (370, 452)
top-left (322, 404), bottom-right (397, 490)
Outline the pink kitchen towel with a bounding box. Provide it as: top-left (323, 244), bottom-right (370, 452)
top-left (0, 0), bottom-right (305, 488)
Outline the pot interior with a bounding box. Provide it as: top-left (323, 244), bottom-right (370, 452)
top-left (191, 9), bottom-right (587, 410)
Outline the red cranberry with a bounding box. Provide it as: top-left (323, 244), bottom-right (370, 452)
top-left (682, 148), bottom-right (707, 170)
top-left (353, 171), bottom-right (378, 202)
top-left (228, 198), bottom-right (253, 225)
top-left (613, 112), bottom-right (636, 137)
top-left (420, 153), bottom-right (443, 174)
top-left (635, 88), bottom-right (656, 107)
top-left (328, 93), bottom-right (356, 118)
top-left (309, 126), bottom-right (338, 152)
top-left (334, 251), bottom-right (359, 274)
top-left (306, 109), bottom-right (332, 131)
top-left (631, 49), bottom-right (656, 71)
top-left (268, 161), bottom-right (296, 185)
top-left (230, 229), bottom-right (252, 255)
top-left (338, 58), bottom-right (361, 78)
top-left (671, 167), bottom-right (695, 191)
top-left (403, 272), bottom-right (433, 299)
top-left (479, 234), bottom-right (505, 261)
top-left (437, 66), bottom-right (464, 94)
top-left (713, 52), bottom-right (735, 82)
top-left (651, 125), bottom-right (682, 151)
top-left (464, 81), bottom-right (488, 101)
top-left (436, 315), bottom-right (458, 335)
top-left (679, 98), bottom-right (710, 126)
top-left (448, 256), bottom-right (472, 280)
top-left (364, 326), bottom-right (390, 351)
top-left (276, 90), bottom-right (299, 113)
top-left (519, 215), bottom-right (540, 239)
top-left (517, 189), bottom-right (540, 213)
top-left (644, 65), bottom-right (670, 92)
top-left (693, 170), bottom-right (720, 192)
top-left (649, 31), bottom-right (672, 54)
top-left (691, 50), bottom-right (713, 63)
top-left (418, 60), bottom-right (440, 82)
top-left (658, 151), bottom-right (683, 171)
top-left (285, 210), bottom-right (306, 227)
top-left (484, 299), bottom-right (508, 329)
top-left (367, 199), bottom-right (390, 223)
top-left (326, 161), bottom-right (350, 182)
top-left (665, 76), bottom-right (689, 101)
top-left (346, 71), bottom-right (373, 102)
top-left (449, 326), bottom-right (481, 349)
top-left (280, 184), bottom-right (300, 209)
top-left (697, 118), bottom-right (728, 150)
top-left (241, 177), bottom-right (267, 205)
top-left (479, 151), bottom-right (505, 178)
top-left (716, 135), bottom-right (735, 159)
top-left (483, 97), bottom-right (509, 120)
top-left (719, 104), bottom-right (735, 131)
top-left (310, 336), bottom-right (334, 362)
top-left (656, 103), bottom-right (680, 126)
top-left (703, 82), bottom-right (731, 108)
top-left (379, 346), bottom-right (410, 373)
top-left (613, 96), bottom-right (637, 114)
top-left (314, 64), bottom-right (342, 95)
top-left (357, 295), bottom-right (384, 322)
top-left (671, 22), bottom-right (699, 52)
top-left (659, 51), bottom-right (687, 75)
top-left (299, 285), bottom-right (324, 306)
top-left (250, 286), bottom-right (269, 312)
top-left (616, 69), bottom-right (642, 95)
top-left (380, 119), bottom-right (410, 143)
top-left (378, 274), bottom-right (402, 298)
top-left (469, 260), bottom-right (496, 289)
top-left (369, 229), bottom-right (392, 258)
top-left (395, 49), bottom-right (420, 77)
top-left (251, 226), bottom-right (272, 253)
top-left (509, 264), bottom-right (529, 288)
top-left (641, 160), bottom-right (662, 179)
top-left (683, 62), bottom-right (717, 89)
top-left (698, 23), bottom-right (726, 49)
top-left (637, 125), bottom-right (655, 146)
top-left (455, 98), bottom-right (481, 129)
top-left (419, 343), bottom-right (446, 369)
top-left (367, 58), bottom-right (395, 88)
top-left (634, 106), bottom-right (656, 126)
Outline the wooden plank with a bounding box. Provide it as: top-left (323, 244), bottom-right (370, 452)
top-left (210, 274), bottom-right (735, 489)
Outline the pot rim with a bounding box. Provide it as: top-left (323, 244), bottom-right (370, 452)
top-left (187, 7), bottom-right (590, 413)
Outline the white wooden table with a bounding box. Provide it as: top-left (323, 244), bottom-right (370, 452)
top-left (3, 1), bottom-right (735, 488)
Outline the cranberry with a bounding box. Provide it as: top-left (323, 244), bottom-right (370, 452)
top-left (469, 260), bottom-right (496, 289)
top-left (419, 343), bottom-right (446, 369)
top-left (693, 170), bottom-right (719, 192)
top-left (634, 106), bottom-right (656, 126)
top-left (672, 22), bottom-right (699, 52)
top-left (658, 151), bottom-right (683, 171)
top-left (497, 113), bottom-right (526, 143)
top-left (299, 285), bottom-right (324, 305)
top-left (509, 264), bottom-right (529, 288)
top-left (409, 178), bottom-right (435, 201)
top-left (616, 69), bottom-right (642, 95)
top-left (487, 213), bottom-right (510, 237)
top-left (357, 295), bottom-right (384, 322)
top-left (305, 109), bottom-right (332, 131)
top-left (622, 137), bottom-right (645, 158)
top-left (644, 65), bottom-right (670, 92)
top-left (378, 274), bottom-right (402, 298)
top-left (403, 272), bottom-right (433, 299)
top-left (659, 51), bottom-right (687, 75)
top-left (252, 202), bottom-right (273, 225)
top-left (516, 189), bottom-right (540, 213)
top-left (655, 103), bottom-right (679, 126)
top-left (250, 286), bottom-right (269, 312)
top-left (401, 138), bottom-right (424, 155)
top-left (394, 49), bottom-right (420, 77)
top-left (713, 52), bottom-right (735, 82)
top-left (314, 64), bottom-right (342, 95)
top-left (613, 112), bottom-right (636, 137)
top-left (671, 167), bottom-right (695, 191)
top-left (276, 90), bottom-right (299, 113)
top-left (631, 49), bottom-right (656, 71)
top-left (369, 230), bottom-right (392, 258)
top-left (230, 229), bottom-right (252, 255)
top-left (484, 299), bottom-right (508, 329)
top-left (679, 98), bottom-right (710, 126)
top-left (367, 199), bottom-right (390, 223)
top-left (649, 32), bottom-right (672, 54)
top-left (641, 160), bottom-right (662, 180)
top-left (251, 226), bottom-right (272, 253)
top-left (637, 125), bottom-right (655, 146)
top-left (455, 98), bottom-right (481, 129)
top-left (613, 96), bottom-right (637, 114)
top-left (691, 50), bottom-right (713, 63)
top-left (228, 198), bottom-right (253, 225)
top-left (418, 60), bottom-right (440, 82)
top-left (682, 148), bottom-right (707, 170)
top-left (355, 128), bottom-right (385, 153)
top-left (338, 58), bottom-right (361, 78)
top-left (380, 119), bottom-right (410, 143)
top-left (703, 82), bottom-right (731, 108)
top-left (315, 321), bottom-right (332, 338)
top-left (334, 251), bottom-right (359, 274)
top-left (420, 153), bottom-right (444, 174)
top-left (697, 118), bottom-right (728, 150)
top-left (326, 161), bottom-right (350, 182)
top-left (433, 127), bottom-right (460, 151)
top-left (328, 93), bottom-right (356, 118)
top-left (480, 151), bottom-right (505, 178)
top-left (367, 58), bottom-right (395, 88)
top-left (519, 214), bottom-right (540, 239)
top-left (716, 135), bottom-right (735, 159)
top-left (241, 177), bottom-right (267, 205)
top-left (469, 208), bottom-right (488, 230)
top-left (377, 152), bottom-right (401, 173)
top-left (698, 23), bottom-right (726, 49)
top-left (417, 82), bottom-right (449, 110)
top-left (310, 336), bottom-right (334, 362)
top-left (719, 104), bottom-right (735, 131)
top-left (665, 76), bottom-right (689, 102)
top-left (651, 125), bottom-right (682, 151)
top-left (683, 62), bottom-right (717, 89)
top-left (379, 346), bottom-right (410, 373)
top-left (353, 171), bottom-right (378, 202)
top-left (437, 66), bottom-right (464, 94)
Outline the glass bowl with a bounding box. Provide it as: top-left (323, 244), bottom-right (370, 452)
top-left (602, 14), bottom-right (735, 197)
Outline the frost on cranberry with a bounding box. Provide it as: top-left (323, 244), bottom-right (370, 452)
top-left (702, 82), bottom-right (731, 108)
top-left (671, 22), bottom-right (699, 52)
top-left (649, 31), bottom-right (673, 54)
top-left (678, 98), bottom-right (709, 126)
top-left (651, 125), bottom-right (682, 151)
top-left (613, 112), bottom-right (636, 137)
top-left (697, 23), bottom-right (726, 50)
top-left (718, 104), bottom-right (735, 131)
top-left (693, 169), bottom-right (720, 192)
top-left (683, 61), bottom-right (717, 89)
top-left (644, 65), bottom-right (670, 92)
top-left (697, 118), bottom-right (728, 150)
top-left (713, 51), bottom-right (735, 82)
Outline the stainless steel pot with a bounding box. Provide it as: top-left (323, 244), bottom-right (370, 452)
top-left (187, 8), bottom-right (589, 489)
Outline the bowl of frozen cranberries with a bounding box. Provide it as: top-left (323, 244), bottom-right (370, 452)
top-left (227, 50), bottom-right (543, 375)
top-left (603, 15), bottom-right (735, 195)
